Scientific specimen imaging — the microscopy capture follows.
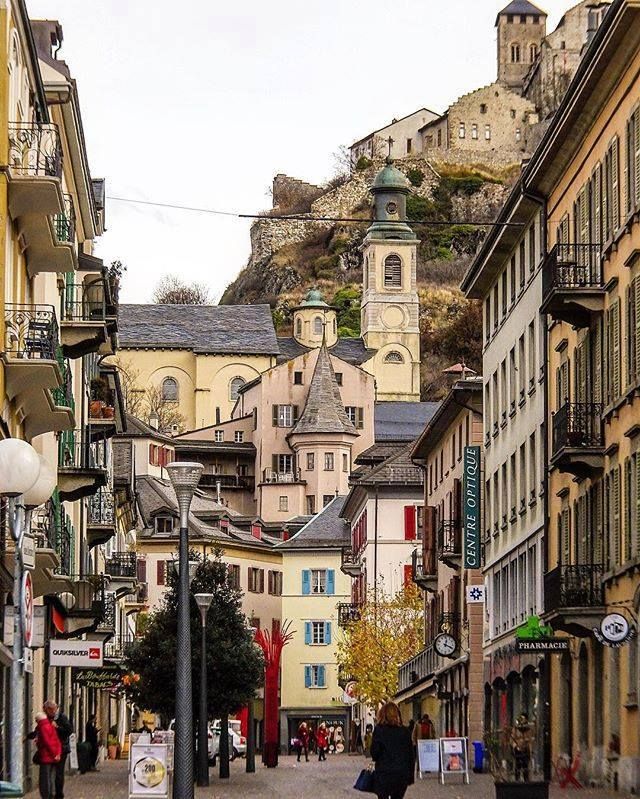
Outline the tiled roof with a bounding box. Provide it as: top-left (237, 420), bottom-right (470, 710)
top-left (276, 337), bottom-right (375, 366)
top-left (353, 443), bottom-right (423, 487)
top-left (374, 401), bottom-right (440, 442)
top-left (118, 304), bottom-right (279, 355)
top-left (289, 346), bottom-right (358, 437)
top-left (496, 0), bottom-right (546, 22)
top-left (122, 414), bottom-right (174, 442)
top-left (355, 442), bottom-right (405, 465)
top-left (278, 496), bottom-right (349, 549)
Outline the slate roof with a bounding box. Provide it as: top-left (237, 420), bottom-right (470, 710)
top-left (289, 345), bottom-right (358, 437)
top-left (352, 443), bottom-right (423, 487)
top-left (118, 304), bottom-right (279, 355)
top-left (355, 442), bottom-right (405, 465)
top-left (276, 337), bottom-right (374, 366)
top-left (122, 414), bottom-right (174, 442)
top-left (374, 401), bottom-right (440, 442)
top-left (278, 495), bottom-right (349, 549)
top-left (496, 0), bottom-right (546, 23)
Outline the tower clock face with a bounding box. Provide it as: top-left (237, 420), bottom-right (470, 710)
top-left (434, 632), bottom-right (457, 658)
top-left (385, 201), bottom-right (398, 215)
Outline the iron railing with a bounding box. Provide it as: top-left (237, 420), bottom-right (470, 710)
top-left (31, 499), bottom-right (56, 550)
top-left (552, 403), bottom-right (604, 456)
top-left (105, 552), bottom-right (137, 578)
top-left (544, 564), bottom-right (604, 611)
top-left (124, 583), bottom-right (149, 605)
top-left (398, 645), bottom-right (437, 692)
top-left (58, 429), bottom-right (108, 470)
top-left (262, 469), bottom-right (302, 483)
top-left (199, 473), bottom-right (254, 489)
top-left (104, 632), bottom-right (136, 660)
top-left (88, 489), bottom-right (115, 526)
top-left (53, 193), bottom-right (76, 244)
top-left (8, 122), bottom-right (62, 178)
top-left (61, 279), bottom-right (106, 323)
top-left (54, 501), bottom-right (72, 576)
top-left (412, 547), bottom-right (437, 589)
top-left (98, 591), bottom-right (116, 630)
top-left (51, 352), bottom-right (74, 410)
top-left (4, 303), bottom-right (59, 361)
top-left (337, 602), bottom-right (361, 628)
top-left (341, 547), bottom-right (362, 575)
top-left (437, 520), bottom-right (462, 557)
top-left (542, 243), bottom-right (603, 298)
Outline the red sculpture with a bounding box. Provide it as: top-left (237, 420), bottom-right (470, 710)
top-left (255, 621), bottom-right (294, 768)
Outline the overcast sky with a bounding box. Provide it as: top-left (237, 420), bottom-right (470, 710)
top-left (27, 0), bottom-right (572, 304)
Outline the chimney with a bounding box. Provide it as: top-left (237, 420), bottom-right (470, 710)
top-left (148, 412), bottom-right (159, 431)
top-left (216, 479), bottom-right (222, 504)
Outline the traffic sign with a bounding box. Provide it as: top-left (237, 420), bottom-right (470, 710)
top-left (22, 571), bottom-right (33, 648)
top-left (22, 533), bottom-right (35, 570)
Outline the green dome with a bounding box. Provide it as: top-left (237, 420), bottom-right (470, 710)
top-left (372, 160), bottom-right (410, 192)
top-left (301, 288), bottom-right (328, 307)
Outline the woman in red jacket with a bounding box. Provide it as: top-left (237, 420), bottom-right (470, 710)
top-left (35, 711), bottom-right (62, 799)
top-left (316, 723), bottom-right (328, 762)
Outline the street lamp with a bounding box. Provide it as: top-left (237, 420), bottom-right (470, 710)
top-left (194, 593), bottom-right (213, 787)
top-left (0, 440), bottom-right (55, 792)
top-left (165, 460), bottom-right (203, 799)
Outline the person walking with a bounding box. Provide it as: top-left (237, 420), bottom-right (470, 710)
top-left (370, 702), bottom-right (414, 799)
top-left (85, 714), bottom-right (100, 771)
top-left (296, 721), bottom-right (309, 762)
top-left (35, 711), bottom-right (62, 799)
top-left (43, 699), bottom-right (73, 799)
top-left (316, 723), bottom-right (328, 761)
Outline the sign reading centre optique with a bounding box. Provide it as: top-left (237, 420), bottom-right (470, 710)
top-left (462, 446), bottom-right (481, 569)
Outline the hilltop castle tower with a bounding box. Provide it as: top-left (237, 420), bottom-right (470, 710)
top-left (496, 0), bottom-right (547, 89)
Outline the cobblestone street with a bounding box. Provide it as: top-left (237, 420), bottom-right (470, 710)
top-left (23, 756), bottom-right (636, 799)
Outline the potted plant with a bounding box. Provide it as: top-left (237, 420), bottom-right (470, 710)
top-left (486, 720), bottom-right (548, 799)
top-left (90, 377), bottom-right (108, 418)
top-left (107, 726), bottom-right (119, 760)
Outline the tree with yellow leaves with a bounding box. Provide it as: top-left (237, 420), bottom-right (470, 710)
top-left (336, 583), bottom-right (424, 708)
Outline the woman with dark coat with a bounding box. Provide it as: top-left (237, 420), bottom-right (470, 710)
top-left (370, 702), bottom-right (414, 799)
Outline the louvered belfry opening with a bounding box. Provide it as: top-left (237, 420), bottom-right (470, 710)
top-left (384, 253), bottom-right (402, 287)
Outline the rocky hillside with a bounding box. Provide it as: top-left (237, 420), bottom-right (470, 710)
top-left (221, 156), bottom-right (517, 400)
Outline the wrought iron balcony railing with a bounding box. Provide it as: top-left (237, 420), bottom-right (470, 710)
top-left (104, 632), bottom-right (136, 660)
top-left (88, 488), bottom-right (115, 526)
top-left (4, 303), bottom-right (59, 361)
top-left (411, 547), bottom-right (437, 590)
top-left (262, 469), bottom-right (302, 483)
top-left (8, 122), bottom-right (62, 178)
top-left (58, 429), bottom-right (108, 471)
top-left (54, 501), bottom-right (72, 576)
top-left (199, 473), bottom-right (254, 489)
top-left (53, 194), bottom-right (76, 244)
top-left (542, 243), bottom-right (603, 297)
top-left (124, 582), bottom-right (149, 605)
top-left (337, 602), bottom-right (361, 628)
top-left (98, 591), bottom-right (116, 630)
top-left (398, 645), bottom-right (437, 692)
top-left (31, 499), bottom-right (56, 550)
top-left (51, 353), bottom-right (74, 410)
top-left (105, 552), bottom-right (137, 579)
top-left (62, 280), bottom-right (106, 323)
top-left (544, 564), bottom-right (605, 612)
top-left (552, 403), bottom-right (604, 456)
top-left (437, 520), bottom-right (462, 558)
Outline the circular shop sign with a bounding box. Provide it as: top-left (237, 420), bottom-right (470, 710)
top-left (22, 571), bottom-right (34, 648)
top-left (133, 756), bottom-right (166, 789)
top-left (600, 613), bottom-right (630, 644)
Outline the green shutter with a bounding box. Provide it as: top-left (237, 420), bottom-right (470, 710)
top-left (594, 482), bottom-right (603, 564)
top-left (592, 322), bottom-right (602, 404)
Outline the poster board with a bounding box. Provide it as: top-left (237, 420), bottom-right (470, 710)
top-left (129, 742), bottom-right (169, 798)
top-left (417, 739), bottom-right (440, 775)
top-left (439, 737), bottom-right (469, 784)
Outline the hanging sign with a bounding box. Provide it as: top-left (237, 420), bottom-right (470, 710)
top-left (22, 571), bottom-right (34, 647)
top-left (417, 739), bottom-right (440, 774)
top-left (49, 640), bottom-right (103, 667)
top-left (462, 447), bottom-right (481, 569)
top-left (439, 737), bottom-right (470, 785)
top-left (466, 585), bottom-right (485, 603)
top-left (593, 613), bottom-right (636, 647)
top-left (72, 666), bottom-right (125, 690)
top-left (22, 533), bottom-right (35, 570)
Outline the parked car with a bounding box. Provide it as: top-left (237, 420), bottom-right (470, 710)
top-left (212, 719), bottom-right (247, 759)
top-left (168, 719), bottom-right (230, 765)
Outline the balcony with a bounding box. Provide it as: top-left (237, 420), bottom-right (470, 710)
top-left (437, 520), bottom-right (462, 569)
top-left (398, 645), bottom-right (437, 693)
top-left (199, 473), bottom-right (255, 490)
top-left (96, 591), bottom-right (117, 634)
top-left (261, 468), bottom-right (303, 484)
top-left (544, 564), bottom-right (605, 636)
top-left (541, 243), bottom-right (605, 327)
top-left (86, 489), bottom-right (116, 548)
top-left (551, 403), bottom-right (604, 478)
top-left (337, 602), bottom-right (361, 628)
top-left (11, 499), bottom-right (71, 596)
top-left (58, 428), bottom-right (108, 501)
top-left (2, 304), bottom-right (76, 438)
top-left (412, 548), bottom-right (437, 592)
top-left (60, 279), bottom-right (110, 358)
top-left (105, 552), bottom-right (138, 596)
top-left (104, 631), bottom-right (136, 661)
top-left (6, 122), bottom-right (63, 218)
top-left (124, 582), bottom-right (149, 611)
top-left (341, 546), bottom-right (363, 577)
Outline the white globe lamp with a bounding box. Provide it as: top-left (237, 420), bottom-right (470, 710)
top-left (0, 439), bottom-right (41, 497)
top-left (23, 455), bottom-right (56, 508)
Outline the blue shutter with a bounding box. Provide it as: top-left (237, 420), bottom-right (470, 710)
top-left (318, 665), bottom-right (326, 687)
top-left (324, 622), bottom-right (331, 645)
top-left (302, 570), bottom-right (311, 595)
top-left (304, 622), bottom-right (312, 644)
top-left (304, 665), bottom-right (312, 688)
top-left (326, 569), bottom-right (335, 595)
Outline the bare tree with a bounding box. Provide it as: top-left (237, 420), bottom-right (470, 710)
top-left (114, 357), bottom-right (186, 433)
top-left (152, 274), bottom-right (210, 305)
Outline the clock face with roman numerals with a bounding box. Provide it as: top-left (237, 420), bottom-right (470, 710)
top-left (434, 632), bottom-right (457, 657)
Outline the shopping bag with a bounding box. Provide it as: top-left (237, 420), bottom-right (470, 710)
top-left (354, 766), bottom-right (375, 792)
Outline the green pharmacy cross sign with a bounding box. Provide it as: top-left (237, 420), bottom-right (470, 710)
top-left (515, 615), bottom-right (569, 653)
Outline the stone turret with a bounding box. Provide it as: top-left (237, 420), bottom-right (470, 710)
top-left (292, 289), bottom-right (338, 348)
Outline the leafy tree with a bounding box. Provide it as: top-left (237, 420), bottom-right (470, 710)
top-left (336, 584), bottom-right (424, 708)
top-left (152, 274), bottom-right (210, 305)
top-left (124, 548), bottom-right (263, 721)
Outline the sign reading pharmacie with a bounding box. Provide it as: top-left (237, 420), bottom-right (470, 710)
top-left (462, 446), bottom-right (481, 570)
top-left (49, 639), bottom-right (103, 667)
top-left (514, 615), bottom-right (569, 653)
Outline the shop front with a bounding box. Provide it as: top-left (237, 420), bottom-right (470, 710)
top-left (281, 708), bottom-right (351, 755)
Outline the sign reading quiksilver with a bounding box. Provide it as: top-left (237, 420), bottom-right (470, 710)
top-left (49, 640), bottom-right (103, 667)
top-left (462, 446), bottom-right (481, 569)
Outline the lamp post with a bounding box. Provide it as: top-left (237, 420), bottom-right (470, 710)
top-left (165, 461), bottom-right (203, 799)
top-left (194, 593), bottom-right (213, 787)
top-left (0, 441), bottom-right (56, 792)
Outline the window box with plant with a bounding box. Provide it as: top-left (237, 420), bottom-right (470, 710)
top-left (90, 376), bottom-right (115, 419)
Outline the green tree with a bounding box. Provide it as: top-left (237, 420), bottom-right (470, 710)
top-left (123, 549), bottom-right (263, 721)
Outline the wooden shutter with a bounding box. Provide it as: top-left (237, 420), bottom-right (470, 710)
top-left (592, 322), bottom-right (602, 403)
top-left (325, 622), bottom-right (332, 645)
top-left (304, 665), bottom-right (311, 688)
top-left (594, 164), bottom-right (603, 245)
top-left (612, 136), bottom-right (620, 233)
top-left (157, 560), bottom-right (165, 586)
top-left (635, 454), bottom-right (640, 556)
top-left (293, 405), bottom-right (299, 424)
top-left (326, 569), bottom-right (335, 595)
top-left (424, 506), bottom-right (436, 574)
top-left (626, 118), bottom-right (632, 214)
top-left (613, 299), bottom-right (621, 400)
top-left (613, 467), bottom-right (621, 567)
top-left (304, 622), bottom-right (311, 645)
top-left (272, 405), bottom-right (279, 426)
top-left (260, 569), bottom-right (265, 593)
top-left (137, 559), bottom-right (147, 583)
top-left (635, 109), bottom-right (640, 208)
top-left (404, 506), bottom-right (416, 540)
top-left (561, 509), bottom-right (570, 565)
top-left (635, 277), bottom-right (640, 383)
top-left (594, 481), bottom-right (603, 564)
top-left (403, 564), bottom-right (413, 587)
top-left (301, 570), bottom-right (311, 595)
top-left (317, 665), bottom-right (326, 687)
top-left (357, 407), bottom-right (364, 429)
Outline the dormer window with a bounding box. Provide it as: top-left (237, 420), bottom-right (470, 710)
top-left (383, 254), bottom-right (402, 288)
top-left (155, 515), bottom-right (174, 534)
top-left (162, 377), bottom-right (178, 402)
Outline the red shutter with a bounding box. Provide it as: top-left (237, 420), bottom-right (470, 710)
top-left (157, 560), bottom-right (165, 586)
top-left (403, 564), bottom-right (413, 587)
top-left (137, 559), bottom-right (147, 583)
top-left (404, 506), bottom-right (416, 540)
top-left (148, 443), bottom-right (154, 464)
top-left (259, 569), bottom-right (265, 593)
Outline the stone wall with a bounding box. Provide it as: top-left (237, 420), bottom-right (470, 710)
top-left (272, 174), bottom-right (324, 212)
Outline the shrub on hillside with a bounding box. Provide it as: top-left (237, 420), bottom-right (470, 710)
top-left (356, 155), bottom-right (373, 171)
top-left (406, 167), bottom-right (425, 187)
top-left (406, 194), bottom-right (433, 222)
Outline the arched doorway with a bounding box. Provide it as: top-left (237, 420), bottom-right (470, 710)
top-left (577, 644), bottom-right (589, 751)
top-left (559, 652), bottom-right (573, 755)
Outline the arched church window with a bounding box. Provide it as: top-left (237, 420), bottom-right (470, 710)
top-left (229, 376), bottom-right (245, 401)
top-left (313, 316), bottom-right (323, 335)
top-left (384, 254), bottom-right (402, 288)
top-left (384, 351), bottom-right (404, 364)
top-left (295, 317), bottom-right (302, 336)
top-left (162, 377), bottom-right (179, 402)
top-left (511, 43), bottom-right (521, 63)
top-left (529, 43), bottom-right (538, 62)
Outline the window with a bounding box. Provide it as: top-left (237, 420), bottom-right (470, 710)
top-left (510, 256), bottom-right (516, 303)
top-left (519, 239), bottom-right (526, 285)
top-left (304, 664), bottom-right (326, 688)
top-left (384, 351), bottom-right (404, 363)
top-left (324, 452), bottom-right (334, 471)
top-left (306, 452), bottom-right (315, 471)
top-left (510, 109), bottom-right (516, 119)
top-left (279, 496), bottom-right (289, 512)
top-left (472, 124), bottom-right (478, 140)
top-left (493, 284), bottom-right (499, 329)
top-left (268, 570), bottom-right (283, 596)
top-left (306, 495), bottom-right (316, 515)
top-left (485, 298), bottom-right (491, 343)
top-left (311, 569), bottom-right (327, 594)
top-left (306, 620), bottom-right (331, 645)
top-left (384, 254), bottom-right (402, 287)
top-left (162, 377), bottom-right (178, 402)
top-left (215, 430), bottom-right (224, 442)
top-left (485, 125), bottom-right (491, 141)
top-left (229, 377), bottom-right (245, 401)
top-left (342, 453), bottom-right (348, 472)
top-left (345, 406), bottom-right (364, 428)
top-left (294, 371), bottom-right (303, 385)
top-left (529, 225), bottom-right (536, 273)
top-left (323, 494), bottom-right (333, 507)
top-left (335, 372), bottom-right (343, 386)
top-left (511, 43), bottom-right (520, 62)
top-left (227, 564), bottom-right (240, 589)
top-left (406, 138), bottom-right (412, 154)
top-left (248, 567), bottom-right (265, 593)
top-left (529, 433), bottom-right (537, 502)
top-left (509, 347), bottom-right (516, 411)
top-left (529, 43), bottom-right (538, 62)
top-left (480, 103), bottom-right (487, 114)
top-left (273, 404), bottom-right (297, 427)
top-left (155, 516), bottom-right (174, 534)
top-left (437, 128), bottom-right (442, 147)
top-left (528, 321), bottom-right (536, 389)
top-left (501, 272), bottom-right (507, 316)
top-left (295, 317), bottom-right (302, 337)
top-left (234, 430), bottom-right (244, 443)
top-left (519, 335), bottom-right (526, 400)
top-left (459, 122), bottom-right (466, 139)
top-left (276, 454), bottom-right (293, 474)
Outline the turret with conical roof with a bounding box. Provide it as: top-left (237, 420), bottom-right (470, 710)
top-left (292, 288), bottom-right (338, 348)
top-left (367, 157), bottom-right (417, 242)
